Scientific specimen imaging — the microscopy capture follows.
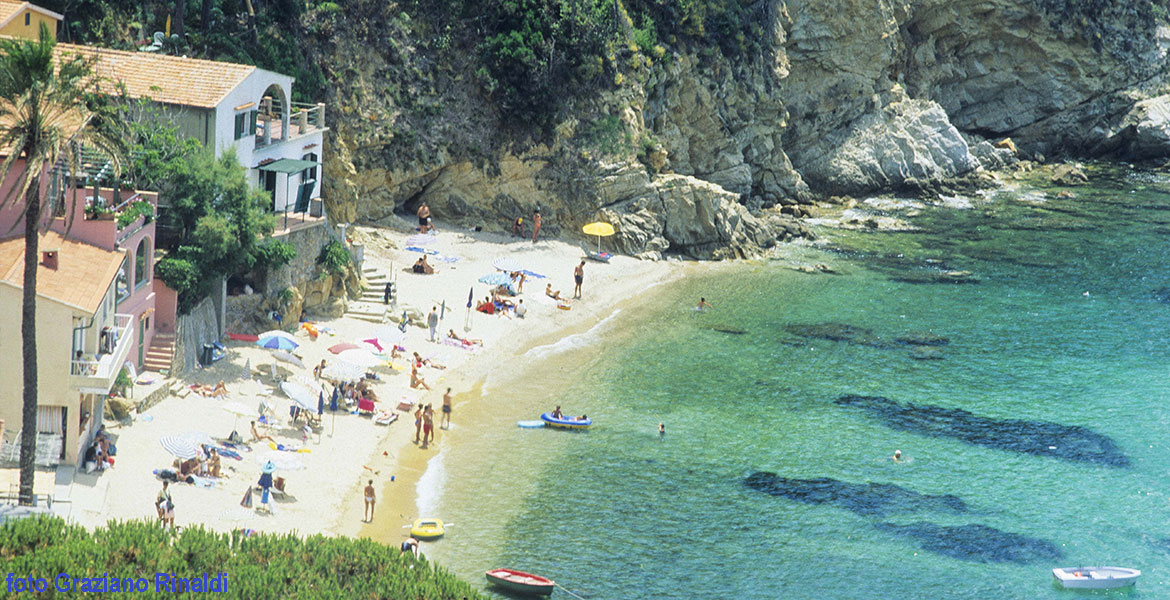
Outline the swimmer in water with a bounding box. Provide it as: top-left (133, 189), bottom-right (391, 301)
top-left (892, 449), bottom-right (903, 462)
top-left (659, 422), bottom-right (665, 437)
top-left (698, 297), bottom-right (713, 311)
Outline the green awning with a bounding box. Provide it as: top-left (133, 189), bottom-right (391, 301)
top-left (257, 158), bottom-right (319, 174)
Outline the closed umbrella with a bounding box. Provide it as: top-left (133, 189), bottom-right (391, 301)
top-left (583, 221), bottom-right (615, 254)
top-left (318, 392), bottom-right (324, 416)
top-left (159, 435), bottom-right (201, 460)
top-left (492, 256), bottom-right (523, 272)
top-left (257, 336), bottom-right (299, 351)
top-left (328, 342), bottom-right (360, 354)
top-left (271, 351), bottom-right (305, 369)
top-left (242, 358), bottom-right (252, 381)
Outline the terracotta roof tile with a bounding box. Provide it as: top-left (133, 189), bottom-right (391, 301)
top-left (0, 230), bottom-right (124, 313)
top-left (0, 1), bottom-right (22, 23)
top-left (56, 43), bottom-right (256, 108)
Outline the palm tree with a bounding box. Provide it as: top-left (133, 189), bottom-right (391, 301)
top-left (0, 24), bottom-right (123, 505)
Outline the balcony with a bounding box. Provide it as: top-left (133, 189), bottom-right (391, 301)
top-left (255, 102), bottom-right (327, 149)
top-left (70, 313), bottom-right (134, 394)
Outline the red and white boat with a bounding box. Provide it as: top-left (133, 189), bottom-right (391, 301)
top-left (485, 568), bottom-right (555, 596)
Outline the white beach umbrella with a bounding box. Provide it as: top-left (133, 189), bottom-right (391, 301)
top-left (159, 435), bottom-right (202, 460)
top-left (219, 506), bottom-right (256, 523)
top-left (271, 351), bottom-right (305, 369)
top-left (280, 381), bottom-right (318, 411)
top-left (181, 431), bottom-right (215, 446)
top-left (258, 330), bottom-right (297, 342)
top-left (322, 361), bottom-right (365, 382)
top-left (257, 451), bottom-right (306, 471)
top-left (372, 326), bottom-right (406, 344)
top-left (337, 348), bottom-right (382, 368)
top-left (492, 256), bottom-right (523, 272)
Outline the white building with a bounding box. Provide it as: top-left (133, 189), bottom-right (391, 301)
top-left (58, 43), bottom-right (328, 219)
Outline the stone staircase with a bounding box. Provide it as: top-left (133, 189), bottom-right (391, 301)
top-left (142, 333), bottom-right (176, 374)
top-left (344, 266), bottom-right (391, 323)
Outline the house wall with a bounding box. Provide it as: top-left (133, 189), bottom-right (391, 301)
top-left (154, 104), bottom-right (213, 149)
top-left (0, 284), bottom-right (86, 464)
top-left (213, 70), bottom-right (293, 167)
top-left (0, 162), bottom-right (51, 235)
top-left (152, 278), bottom-right (178, 334)
top-left (252, 130), bottom-right (325, 213)
top-left (0, 11), bottom-right (58, 40)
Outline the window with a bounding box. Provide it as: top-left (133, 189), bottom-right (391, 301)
top-left (134, 238), bottom-right (150, 290)
top-left (301, 153), bottom-right (318, 181)
top-left (115, 257), bottom-right (130, 303)
top-left (24, 13), bottom-right (29, 26)
top-left (234, 112), bottom-right (248, 139)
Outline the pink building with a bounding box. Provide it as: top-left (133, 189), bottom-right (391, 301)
top-left (0, 172), bottom-right (176, 375)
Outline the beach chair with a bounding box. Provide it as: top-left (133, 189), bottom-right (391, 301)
top-left (580, 241), bottom-right (612, 263)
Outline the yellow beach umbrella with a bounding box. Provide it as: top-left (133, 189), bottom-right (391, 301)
top-left (582, 221), bottom-right (615, 255)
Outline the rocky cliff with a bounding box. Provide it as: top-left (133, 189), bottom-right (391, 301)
top-left (302, 0), bottom-right (1169, 259)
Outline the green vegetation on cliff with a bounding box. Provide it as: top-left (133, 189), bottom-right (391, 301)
top-left (0, 516), bottom-right (483, 598)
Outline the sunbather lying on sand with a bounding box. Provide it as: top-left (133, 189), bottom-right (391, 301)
top-left (192, 380), bottom-right (229, 397)
top-left (413, 352), bottom-right (446, 369)
top-left (448, 329), bottom-right (483, 346)
top-left (545, 283), bottom-right (562, 300)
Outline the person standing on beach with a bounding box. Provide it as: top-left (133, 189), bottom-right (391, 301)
top-left (573, 260), bottom-right (585, 299)
top-left (414, 405), bottom-right (424, 443)
top-left (532, 209), bottom-right (542, 242)
top-left (442, 388), bottom-right (453, 429)
top-left (383, 281), bottom-right (393, 304)
top-left (427, 306), bottom-right (439, 342)
top-left (364, 479), bottom-right (376, 522)
top-left (156, 481), bottom-right (175, 529)
top-left (422, 404), bottom-right (435, 447)
top-left (417, 202), bottom-right (431, 233)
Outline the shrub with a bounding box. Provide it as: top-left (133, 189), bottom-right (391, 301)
top-left (316, 240), bottom-right (350, 276)
top-left (116, 200), bottom-right (154, 229)
top-left (0, 517), bottom-right (485, 599)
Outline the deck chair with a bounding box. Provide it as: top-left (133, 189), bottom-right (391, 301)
top-left (580, 241), bottom-right (612, 263)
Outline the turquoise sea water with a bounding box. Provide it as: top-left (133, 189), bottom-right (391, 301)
top-left (421, 165), bottom-right (1170, 599)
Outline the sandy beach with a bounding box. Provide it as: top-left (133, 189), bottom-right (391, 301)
top-left (54, 220), bottom-right (681, 545)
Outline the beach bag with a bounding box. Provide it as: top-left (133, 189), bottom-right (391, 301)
top-left (240, 487), bottom-right (253, 508)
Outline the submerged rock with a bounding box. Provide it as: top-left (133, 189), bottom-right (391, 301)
top-left (908, 346), bottom-right (946, 361)
top-left (895, 332), bottom-right (951, 346)
top-left (874, 522), bottom-right (1062, 564)
top-left (1050, 163), bottom-right (1089, 186)
top-left (834, 395), bottom-right (1130, 467)
top-left (784, 323), bottom-right (892, 348)
top-left (744, 472), bottom-right (967, 517)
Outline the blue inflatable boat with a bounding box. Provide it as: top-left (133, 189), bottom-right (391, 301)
top-left (540, 412), bottom-right (592, 430)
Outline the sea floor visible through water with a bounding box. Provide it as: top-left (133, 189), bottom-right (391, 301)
top-left (412, 164), bottom-right (1170, 599)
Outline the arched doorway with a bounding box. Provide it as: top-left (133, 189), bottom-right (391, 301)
top-left (256, 83), bottom-right (289, 146)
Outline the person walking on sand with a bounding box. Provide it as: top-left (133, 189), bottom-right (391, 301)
top-left (417, 202), bottom-right (431, 233)
top-left (427, 306), bottom-right (439, 342)
top-left (383, 281), bottom-right (393, 304)
top-left (414, 405), bottom-right (424, 443)
top-left (573, 260), bottom-right (585, 299)
top-left (364, 479), bottom-right (376, 522)
top-left (441, 388), bottom-right (453, 429)
top-left (532, 209), bottom-right (542, 242)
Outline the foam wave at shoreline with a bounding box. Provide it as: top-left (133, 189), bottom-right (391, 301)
top-left (523, 308), bottom-right (622, 361)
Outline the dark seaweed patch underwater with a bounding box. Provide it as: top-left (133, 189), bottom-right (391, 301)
top-left (874, 522), bottom-right (1063, 564)
top-left (744, 472), bottom-right (967, 518)
top-left (834, 395), bottom-right (1129, 467)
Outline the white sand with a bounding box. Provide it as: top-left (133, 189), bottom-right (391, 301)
top-left (63, 221), bottom-right (680, 538)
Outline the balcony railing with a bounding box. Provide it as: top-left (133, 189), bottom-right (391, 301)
top-left (255, 102), bottom-right (326, 149)
top-left (70, 313), bottom-right (133, 394)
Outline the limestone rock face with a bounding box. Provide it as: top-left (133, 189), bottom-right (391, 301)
top-left (799, 100), bottom-right (977, 194)
top-left (1117, 96), bottom-right (1170, 159)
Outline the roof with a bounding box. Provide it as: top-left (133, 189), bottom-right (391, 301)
top-left (0, 1), bottom-right (63, 28)
top-left (0, 230), bottom-right (123, 314)
top-left (55, 43), bottom-right (257, 108)
top-left (258, 158), bottom-right (319, 173)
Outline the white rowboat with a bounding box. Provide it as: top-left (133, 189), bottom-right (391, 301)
top-left (1052, 566), bottom-right (1140, 589)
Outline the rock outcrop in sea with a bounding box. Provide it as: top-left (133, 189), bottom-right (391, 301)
top-left (307, 0), bottom-right (1170, 259)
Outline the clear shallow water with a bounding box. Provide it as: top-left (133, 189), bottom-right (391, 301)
top-left (419, 165), bottom-right (1170, 599)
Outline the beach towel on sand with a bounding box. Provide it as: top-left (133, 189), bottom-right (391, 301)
top-left (405, 246), bottom-right (439, 255)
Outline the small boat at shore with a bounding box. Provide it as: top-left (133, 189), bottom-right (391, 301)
top-left (541, 412), bottom-right (592, 429)
top-left (410, 518), bottom-right (445, 540)
top-left (1053, 566), bottom-right (1140, 589)
top-left (485, 568), bottom-right (555, 596)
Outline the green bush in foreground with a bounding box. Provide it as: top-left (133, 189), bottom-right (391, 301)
top-left (0, 517), bottom-right (484, 599)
